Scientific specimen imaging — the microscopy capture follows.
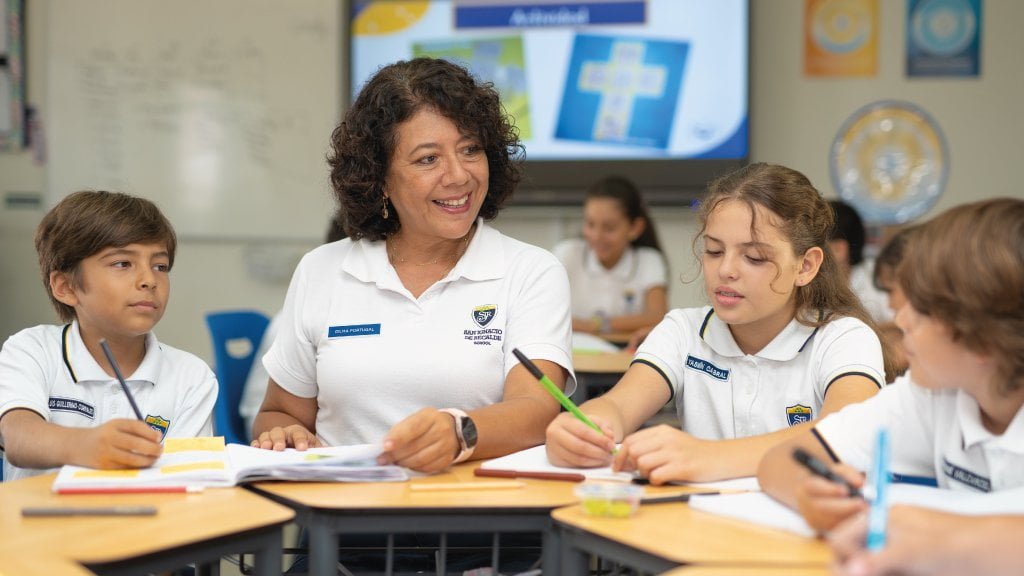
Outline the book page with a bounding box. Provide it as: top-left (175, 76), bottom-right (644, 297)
top-left (479, 445), bottom-right (634, 482)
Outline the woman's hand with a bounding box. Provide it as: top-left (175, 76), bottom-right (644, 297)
top-left (795, 463), bottom-right (867, 533)
top-left (544, 411), bottom-right (616, 468)
top-left (378, 408), bottom-right (461, 474)
top-left (251, 424), bottom-right (321, 451)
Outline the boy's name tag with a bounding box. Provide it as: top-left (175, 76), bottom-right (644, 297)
top-left (328, 324), bottom-right (381, 338)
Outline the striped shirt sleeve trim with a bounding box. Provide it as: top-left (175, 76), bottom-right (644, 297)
top-left (631, 359), bottom-right (674, 403)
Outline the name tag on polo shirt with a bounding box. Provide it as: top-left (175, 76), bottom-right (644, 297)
top-left (685, 355), bottom-right (730, 381)
top-left (48, 396), bottom-right (96, 419)
top-left (328, 324), bottom-right (381, 338)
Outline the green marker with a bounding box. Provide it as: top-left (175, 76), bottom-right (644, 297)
top-left (512, 348), bottom-right (603, 435)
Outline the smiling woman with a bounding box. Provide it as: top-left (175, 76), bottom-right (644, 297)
top-left (250, 56), bottom-right (575, 573)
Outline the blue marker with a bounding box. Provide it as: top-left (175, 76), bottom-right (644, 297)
top-left (865, 428), bottom-right (891, 551)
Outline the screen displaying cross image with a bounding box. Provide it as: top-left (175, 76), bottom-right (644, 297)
top-left (350, 0), bottom-right (749, 202)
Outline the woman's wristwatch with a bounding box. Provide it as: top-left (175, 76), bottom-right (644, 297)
top-left (439, 408), bottom-right (478, 463)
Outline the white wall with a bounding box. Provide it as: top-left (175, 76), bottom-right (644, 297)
top-left (2, 0), bottom-right (1021, 362)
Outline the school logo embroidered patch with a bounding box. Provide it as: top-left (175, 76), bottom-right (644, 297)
top-left (145, 414), bottom-right (170, 436)
top-left (472, 304), bottom-right (497, 328)
top-left (786, 404), bottom-right (813, 426)
top-left (684, 355), bottom-right (730, 381)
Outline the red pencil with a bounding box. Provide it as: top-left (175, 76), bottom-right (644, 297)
top-left (474, 467), bottom-right (585, 482)
top-left (54, 486), bottom-right (205, 495)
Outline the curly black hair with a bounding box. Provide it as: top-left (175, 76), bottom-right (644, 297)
top-left (328, 57), bottom-right (524, 241)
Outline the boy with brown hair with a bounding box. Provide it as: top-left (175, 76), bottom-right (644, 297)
top-left (0, 190), bottom-right (217, 481)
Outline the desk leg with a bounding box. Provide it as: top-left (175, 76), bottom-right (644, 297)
top-left (308, 522), bottom-right (338, 576)
top-left (542, 524), bottom-right (563, 576)
top-left (253, 531), bottom-right (284, 576)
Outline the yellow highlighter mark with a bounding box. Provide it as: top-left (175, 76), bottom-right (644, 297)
top-left (73, 469), bottom-right (141, 479)
top-left (164, 436), bottom-right (226, 453)
top-left (160, 461), bottom-right (226, 474)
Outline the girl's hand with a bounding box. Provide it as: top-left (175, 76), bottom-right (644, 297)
top-left (545, 411), bottom-right (616, 468)
top-left (251, 425), bottom-right (321, 451)
top-left (614, 424), bottom-right (719, 484)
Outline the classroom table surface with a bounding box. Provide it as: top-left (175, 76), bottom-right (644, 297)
top-left (0, 473), bottom-right (294, 573)
top-left (553, 501), bottom-right (833, 567)
top-left (572, 349), bottom-right (634, 374)
top-left (251, 460), bottom-right (697, 511)
top-left (0, 552), bottom-right (96, 576)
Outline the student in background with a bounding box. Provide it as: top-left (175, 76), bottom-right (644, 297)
top-left (546, 163), bottom-right (895, 483)
top-left (554, 176), bottom-right (668, 339)
top-left (872, 226), bottom-right (916, 316)
top-left (238, 215), bottom-right (346, 438)
top-left (829, 200), bottom-right (891, 323)
top-left (870, 226), bottom-right (918, 378)
top-left (0, 191), bottom-right (217, 481)
top-left (758, 198), bottom-right (1024, 536)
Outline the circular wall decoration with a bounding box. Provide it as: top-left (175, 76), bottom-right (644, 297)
top-left (830, 101), bottom-right (948, 224)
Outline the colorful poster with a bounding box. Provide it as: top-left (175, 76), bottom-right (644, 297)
top-left (906, 0), bottom-right (982, 77)
top-left (804, 0), bottom-right (878, 77)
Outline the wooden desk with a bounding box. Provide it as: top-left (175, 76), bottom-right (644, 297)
top-left (572, 350), bottom-right (633, 374)
top-left (552, 502), bottom-right (832, 575)
top-left (251, 462), bottom-right (693, 576)
top-left (0, 552), bottom-right (95, 576)
top-left (0, 473), bottom-right (294, 576)
top-left (571, 350), bottom-right (633, 404)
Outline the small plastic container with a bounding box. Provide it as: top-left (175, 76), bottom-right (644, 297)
top-left (575, 481), bottom-right (644, 518)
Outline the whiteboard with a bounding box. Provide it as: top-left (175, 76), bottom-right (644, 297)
top-left (46, 0), bottom-right (340, 239)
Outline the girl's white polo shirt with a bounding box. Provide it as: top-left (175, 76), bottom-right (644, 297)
top-left (815, 376), bottom-right (1024, 491)
top-left (264, 221), bottom-right (575, 447)
top-left (554, 238), bottom-right (666, 318)
top-left (633, 307), bottom-right (885, 440)
top-left (0, 321), bottom-right (217, 481)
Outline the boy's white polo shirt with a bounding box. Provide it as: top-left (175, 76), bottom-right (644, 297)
top-left (633, 307), bottom-right (884, 440)
top-left (264, 220), bottom-right (575, 447)
top-left (0, 321), bottom-right (217, 481)
top-left (554, 238), bottom-right (666, 318)
top-left (815, 375), bottom-right (1024, 491)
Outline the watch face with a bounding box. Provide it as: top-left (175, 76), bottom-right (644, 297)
top-left (461, 417), bottom-right (479, 449)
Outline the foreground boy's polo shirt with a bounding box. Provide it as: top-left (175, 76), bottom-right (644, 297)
top-left (634, 307), bottom-right (884, 440)
top-left (0, 321), bottom-right (217, 481)
top-left (816, 377), bottom-right (1024, 491)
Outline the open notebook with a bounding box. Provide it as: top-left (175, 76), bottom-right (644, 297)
top-left (52, 437), bottom-right (408, 491)
top-left (689, 484), bottom-right (1024, 538)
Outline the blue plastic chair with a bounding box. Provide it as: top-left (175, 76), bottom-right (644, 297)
top-left (204, 310), bottom-right (271, 446)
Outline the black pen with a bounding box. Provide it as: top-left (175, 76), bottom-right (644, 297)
top-left (793, 447), bottom-right (862, 498)
top-left (640, 491), bottom-right (720, 505)
top-left (22, 506), bottom-right (158, 517)
top-left (99, 339), bottom-right (144, 421)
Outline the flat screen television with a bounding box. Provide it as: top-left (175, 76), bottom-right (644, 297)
top-left (349, 0), bottom-right (749, 204)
